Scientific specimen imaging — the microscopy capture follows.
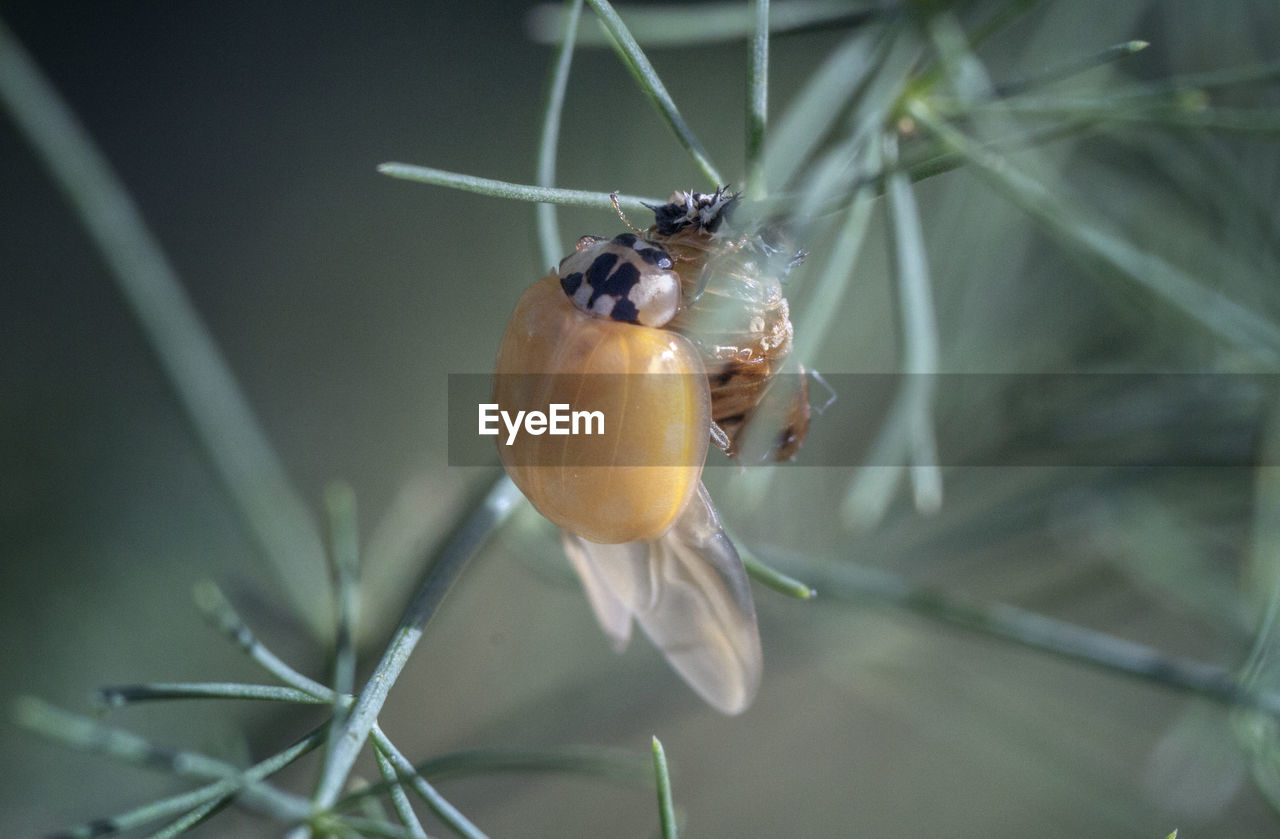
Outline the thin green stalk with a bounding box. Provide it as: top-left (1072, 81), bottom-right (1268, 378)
top-left (771, 23), bottom-right (918, 206)
top-left (375, 747), bottom-right (433, 839)
top-left (536, 0), bottom-right (585, 268)
top-left (321, 481), bottom-right (361, 783)
top-left (904, 1), bottom-right (1049, 111)
top-left (325, 481), bottom-right (360, 699)
top-left (195, 570), bottom-right (478, 838)
top-left (51, 776), bottom-right (231, 839)
top-left (13, 698), bottom-right (313, 822)
top-left (908, 100), bottom-right (1280, 364)
top-left (883, 132), bottom-right (942, 514)
top-left (338, 745), bottom-right (650, 808)
top-left (966, 0), bottom-right (1048, 53)
top-left (651, 737), bottom-right (677, 839)
top-left (528, 0), bottom-right (882, 47)
top-left (762, 28), bottom-right (881, 194)
top-left (336, 815), bottom-right (419, 839)
top-left (125, 583), bottom-right (476, 839)
top-left (894, 114), bottom-right (1108, 188)
top-left (95, 682), bottom-right (328, 706)
top-left (829, 137), bottom-right (911, 527)
top-left (136, 727), bottom-right (325, 839)
top-left (378, 163), bottom-right (659, 211)
top-left (964, 98), bottom-right (1280, 135)
top-left (146, 798), bottom-right (229, 839)
top-left (193, 580), bottom-right (333, 697)
top-left (313, 475), bottom-right (523, 809)
top-left (745, 0), bottom-right (769, 200)
top-left (742, 555), bottom-right (816, 600)
top-left (993, 40), bottom-right (1149, 97)
top-left (1234, 440), bottom-right (1280, 803)
top-left (0, 17), bottom-right (331, 638)
top-left (584, 0), bottom-right (722, 185)
top-left (792, 146), bottom-right (878, 365)
top-left (372, 729), bottom-right (490, 839)
top-left (769, 553), bottom-right (1280, 718)
top-left (352, 782), bottom-right (395, 829)
top-left (840, 405), bottom-right (910, 528)
top-left (1121, 56), bottom-right (1280, 96)
top-left (183, 592), bottom-right (483, 838)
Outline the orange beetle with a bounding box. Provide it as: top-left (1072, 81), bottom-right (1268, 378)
top-left (493, 191), bottom-right (805, 713)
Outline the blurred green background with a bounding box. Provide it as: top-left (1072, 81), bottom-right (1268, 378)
top-left (4, 1), bottom-right (1280, 836)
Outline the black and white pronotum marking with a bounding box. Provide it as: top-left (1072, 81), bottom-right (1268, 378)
top-left (557, 233), bottom-right (680, 327)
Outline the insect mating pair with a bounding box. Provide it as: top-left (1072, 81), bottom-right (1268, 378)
top-left (493, 188), bottom-right (810, 714)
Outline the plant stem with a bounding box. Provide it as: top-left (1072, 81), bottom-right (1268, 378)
top-left (771, 554), bottom-right (1280, 718)
top-left (883, 132), bottom-right (942, 514)
top-left (0, 17), bottom-right (332, 638)
top-left (584, 0), bottom-right (723, 185)
top-left (312, 475), bottom-right (523, 808)
top-left (42, 726), bottom-right (322, 839)
top-left (378, 162), bottom-right (659, 211)
top-left (321, 481), bottom-right (362, 784)
top-left (95, 682), bottom-right (328, 706)
top-left (745, 0), bottom-right (769, 200)
top-left (193, 580), bottom-right (334, 697)
top-left (909, 99), bottom-right (1280, 363)
top-left (536, 0), bottom-right (585, 268)
top-left (13, 698), bottom-right (314, 822)
top-left (372, 727), bottom-right (490, 839)
top-left (652, 736), bottom-right (677, 839)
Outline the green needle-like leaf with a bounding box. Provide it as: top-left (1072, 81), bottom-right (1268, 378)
top-left (883, 132), bottom-right (942, 514)
top-left (372, 730), bottom-right (491, 839)
top-left (584, 0), bottom-right (722, 185)
top-left (375, 746), bottom-right (432, 839)
top-left (338, 745), bottom-right (651, 811)
top-left (313, 476), bottom-right (522, 809)
top-left (529, 1), bottom-right (881, 47)
top-left (52, 725), bottom-right (324, 839)
top-left (745, 0), bottom-right (770, 200)
top-left (146, 797), bottom-right (229, 839)
top-left (765, 553), bottom-right (1280, 718)
top-left (192, 581), bottom-right (333, 697)
top-left (535, 0), bottom-right (586, 267)
top-left (378, 163), bottom-right (660, 211)
top-left (743, 555), bottom-right (817, 600)
top-left (910, 101), bottom-right (1280, 363)
top-left (321, 481), bottom-right (361, 782)
top-left (13, 698), bottom-right (314, 822)
top-left (95, 682), bottom-right (328, 706)
top-left (993, 39), bottom-right (1149, 97)
top-left (0, 17), bottom-right (331, 640)
top-left (652, 737), bottom-right (677, 839)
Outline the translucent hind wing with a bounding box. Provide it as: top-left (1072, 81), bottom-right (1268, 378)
top-left (561, 531), bottom-right (638, 652)
top-left (561, 483), bottom-right (762, 714)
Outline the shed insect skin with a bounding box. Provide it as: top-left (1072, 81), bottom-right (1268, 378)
top-left (641, 188), bottom-right (811, 463)
top-left (492, 187), bottom-right (811, 713)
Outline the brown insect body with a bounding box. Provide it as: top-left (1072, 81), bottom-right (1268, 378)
top-left (642, 191), bottom-right (811, 462)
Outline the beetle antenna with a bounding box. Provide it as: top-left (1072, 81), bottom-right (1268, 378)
top-left (609, 193), bottom-right (645, 234)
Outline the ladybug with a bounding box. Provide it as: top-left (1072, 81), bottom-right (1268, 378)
top-left (493, 188), bottom-right (807, 714)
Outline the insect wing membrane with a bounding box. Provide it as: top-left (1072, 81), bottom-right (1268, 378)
top-left (560, 483), bottom-right (762, 714)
